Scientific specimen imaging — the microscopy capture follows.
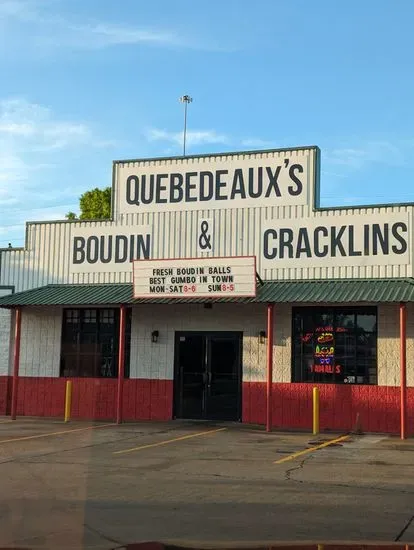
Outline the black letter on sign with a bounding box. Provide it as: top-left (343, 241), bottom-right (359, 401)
top-left (100, 235), bottom-right (112, 263)
top-left (296, 228), bottom-right (312, 258)
top-left (372, 223), bottom-right (389, 255)
top-left (391, 222), bottom-right (408, 254)
top-left (230, 169), bottom-right (247, 199)
top-left (331, 226), bottom-right (347, 256)
top-left (137, 234), bottom-right (151, 259)
top-left (215, 170), bottom-right (228, 200)
top-left (129, 235), bottom-right (135, 262)
top-left (72, 237), bottom-right (85, 264)
top-left (126, 175), bottom-right (140, 205)
top-left (185, 172), bottom-right (198, 202)
top-left (363, 224), bottom-right (370, 255)
top-left (141, 175), bottom-right (155, 205)
top-left (248, 167), bottom-right (263, 198)
top-left (86, 236), bottom-right (99, 264)
top-left (279, 228), bottom-right (294, 259)
top-left (115, 236), bottom-right (128, 263)
top-left (263, 229), bottom-right (277, 259)
top-left (170, 173), bottom-right (183, 203)
top-left (200, 171), bottom-right (214, 201)
top-left (314, 226), bottom-right (328, 257)
top-left (288, 164), bottom-right (304, 196)
top-left (265, 166), bottom-right (282, 197)
top-left (155, 174), bottom-right (168, 204)
top-left (348, 225), bottom-right (362, 256)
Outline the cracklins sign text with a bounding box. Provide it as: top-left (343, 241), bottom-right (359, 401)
top-left (262, 213), bottom-right (410, 268)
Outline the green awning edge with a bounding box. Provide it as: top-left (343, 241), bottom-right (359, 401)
top-left (0, 278), bottom-right (413, 308)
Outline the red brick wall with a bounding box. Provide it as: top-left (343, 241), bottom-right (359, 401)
top-left (1, 376), bottom-right (413, 435)
top-left (243, 382), bottom-right (414, 435)
top-left (0, 376), bottom-right (173, 421)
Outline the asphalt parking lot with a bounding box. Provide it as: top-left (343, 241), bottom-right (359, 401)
top-left (0, 418), bottom-right (413, 549)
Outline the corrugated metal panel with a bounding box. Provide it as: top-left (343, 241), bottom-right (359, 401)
top-left (0, 147), bottom-right (412, 291)
top-left (1, 278), bottom-right (413, 307)
top-left (2, 204), bottom-right (413, 292)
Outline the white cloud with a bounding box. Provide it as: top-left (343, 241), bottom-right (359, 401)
top-left (0, 96), bottom-right (112, 245)
top-left (323, 141), bottom-right (406, 170)
top-left (0, 98), bottom-right (92, 152)
top-left (146, 128), bottom-right (230, 148)
top-left (68, 23), bottom-right (179, 49)
top-left (0, 0), bottom-right (183, 51)
top-left (241, 138), bottom-right (277, 149)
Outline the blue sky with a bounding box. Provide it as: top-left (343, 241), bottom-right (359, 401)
top-left (1, 0), bottom-right (414, 247)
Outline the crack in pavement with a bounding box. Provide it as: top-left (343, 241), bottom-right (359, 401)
top-left (284, 455), bottom-right (313, 482)
top-left (395, 512), bottom-right (414, 541)
top-left (83, 522), bottom-right (125, 546)
top-left (284, 456), bottom-right (414, 496)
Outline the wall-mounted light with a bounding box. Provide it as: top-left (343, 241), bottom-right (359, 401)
top-left (151, 330), bottom-right (159, 343)
top-left (259, 330), bottom-right (267, 344)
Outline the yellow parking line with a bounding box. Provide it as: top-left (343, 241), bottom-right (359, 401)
top-left (0, 420), bottom-right (12, 424)
top-left (114, 427), bottom-right (227, 455)
top-left (274, 434), bottom-right (350, 464)
top-left (0, 423), bottom-right (115, 445)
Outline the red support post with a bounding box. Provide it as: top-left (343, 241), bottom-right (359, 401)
top-left (266, 303), bottom-right (274, 433)
top-left (11, 307), bottom-right (22, 421)
top-left (400, 302), bottom-right (407, 440)
top-left (116, 305), bottom-right (126, 425)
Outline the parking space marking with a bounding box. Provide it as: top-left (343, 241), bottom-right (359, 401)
top-left (0, 423), bottom-right (115, 445)
top-left (114, 427), bottom-right (227, 455)
top-left (0, 420), bottom-right (12, 424)
top-left (274, 434), bottom-right (350, 464)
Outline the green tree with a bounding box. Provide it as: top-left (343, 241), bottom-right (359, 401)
top-left (66, 187), bottom-right (111, 220)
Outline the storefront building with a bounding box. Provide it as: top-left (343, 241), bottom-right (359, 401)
top-left (0, 146), bottom-right (413, 435)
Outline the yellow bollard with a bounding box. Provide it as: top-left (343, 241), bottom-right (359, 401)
top-left (313, 386), bottom-right (320, 435)
top-left (64, 380), bottom-right (72, 423)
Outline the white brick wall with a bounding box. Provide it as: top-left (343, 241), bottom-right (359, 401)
top-left (378, 304), bottom-right (399, 386)
top-left (2, 302), bottom-right (411, 387)
top-left (126, 302), bottom-right (414, 386)
top-left (0, 308), bottom-right (11, 376)
top-left (129, 303), bottom-right (269, 381)
top-left (377, 303), bottom-right (414, 387)
top-left (0, 288), bottom-right (13, 376)
top-left (19, 307), bottom-right (62, 377)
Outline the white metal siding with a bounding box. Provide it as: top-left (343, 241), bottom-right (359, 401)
top-left (1, 205), bottom-right (413, 291)
top-left (0, 148), bottom-right (411, 290)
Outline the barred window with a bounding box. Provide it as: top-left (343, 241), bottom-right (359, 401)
top-left (60, 308), bottom-right (132, 378)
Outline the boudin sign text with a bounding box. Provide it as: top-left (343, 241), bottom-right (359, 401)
top-left (70, 225), bottom-right (151, 274)
top-left (133, 257), bottom-right (256, 298)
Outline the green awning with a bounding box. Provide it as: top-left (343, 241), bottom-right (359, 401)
top-left (0, 278), bottom-right (413, 308)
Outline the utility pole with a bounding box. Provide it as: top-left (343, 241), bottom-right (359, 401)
top-left (179, 95), bottom-right (193, 156)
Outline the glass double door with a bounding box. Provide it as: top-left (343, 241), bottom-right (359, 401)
top-left (174, 332), bottom-right (242, 421)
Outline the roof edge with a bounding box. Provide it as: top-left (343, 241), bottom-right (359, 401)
top-left (112, 145), bottom-right (320, 165)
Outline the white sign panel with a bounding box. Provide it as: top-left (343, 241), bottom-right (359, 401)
top-left (70, 225), bottom-right (151, 274)
top-left (117, 149), bottom-right (314, 214)
top-left (133, 256), bottom-right (257, 298)
top-left (262, 212), bottom-right (410, 269)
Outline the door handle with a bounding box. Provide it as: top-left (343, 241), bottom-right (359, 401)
top-left (207, 372), bottom-right (212, 387)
